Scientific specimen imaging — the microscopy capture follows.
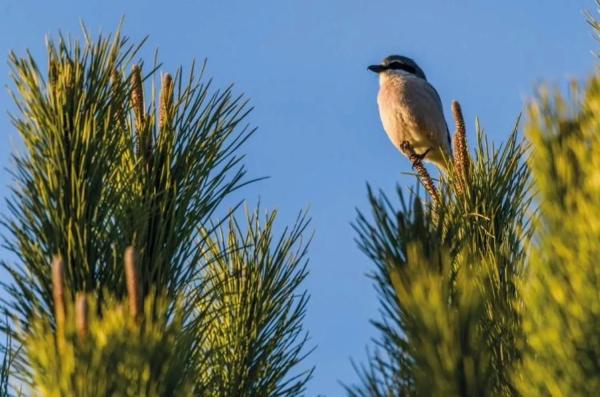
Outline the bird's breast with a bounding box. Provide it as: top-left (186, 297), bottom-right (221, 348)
top-left (377, 78), bottom-right (420, 148)
top-left (376, 74), bottom-right (448, 155)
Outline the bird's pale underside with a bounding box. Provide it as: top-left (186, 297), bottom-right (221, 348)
top-left (378, 72), bottom-right (450, 170)
top-left (370, 56), bottom-right (452, 172)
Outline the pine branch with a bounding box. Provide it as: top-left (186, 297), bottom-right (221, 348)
top-left (517, 70), bottom-right (600, 396)
top-left (3, 27), bottom-right (255, 332)
top-left (399, 141), bottom-right (440, 205)
top-left (2, 25), bottom-right (311, 395)
top-left (351, 118), bottom-right (532, 395)
top-left (198, 209), bottom-right (314, 396)
top-left (24, 260), bottom-right (199, 396)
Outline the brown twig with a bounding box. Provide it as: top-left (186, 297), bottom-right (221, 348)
top-left (400, 141), bottom-right (440, 205)
top-left (124, 246), bottom-right (142, 321)
top-left (48, 59), bottom-right (59, 86)
top-left (452, 100), bottom-right (470, 191)
top-left (131, 65), bottom-right (145, 132)
top-left (159, 73), bottom-right (174, 131)
top-left (52, 256), bottom-right (66, 334)
top-left (111, 68), bottom-right (127, 126)
top-left (111, 68), bottom-right (122, 91)
top-left (131, 65), bottom-right (151, 160)
top-left (75, 293), bottom-right (88, 341)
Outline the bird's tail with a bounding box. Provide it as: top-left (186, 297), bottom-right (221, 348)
top-left (425, 147), bottom-right (451, 175)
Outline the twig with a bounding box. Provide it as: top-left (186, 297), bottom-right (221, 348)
top-left (75, 293), bottom-right (88, 341)
top-left (124, 246), bottom-right (142, 321)
top-left (131, 65), bottom-right (145, 133)
top-left (52, 256), bottom-right (66, 334)
top-left (159, 73), bottom-right (174, 130)
top-left (400, 141), bottom-right (440, 205)
top-left (131, 65), bottom-right (152, 160)
top-left (452, 100), bottom-right (470, 191)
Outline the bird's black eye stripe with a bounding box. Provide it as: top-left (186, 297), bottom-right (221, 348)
top-left (387, 62), bottom-right (417, 75)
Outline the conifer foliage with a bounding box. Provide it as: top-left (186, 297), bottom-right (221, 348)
top-left (1, 26), bottom-right (312, 396)
top-left (348, 123), bottom-right (531, 396)
top-left (2, 5), bottom-right (600, 397)
top-left (516, 68), bottom-right (600, 396)
top-left (348, 11), bottom-right (600, 397)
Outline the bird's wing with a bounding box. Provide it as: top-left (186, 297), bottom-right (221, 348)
top-left (428, 82), bottom-right (452, 152)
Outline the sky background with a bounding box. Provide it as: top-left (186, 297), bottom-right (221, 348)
top-left (0, 1), bottom-right (598, 395)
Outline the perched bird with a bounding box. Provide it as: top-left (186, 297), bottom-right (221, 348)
top-left (368, 55), bottom-right (451, 172)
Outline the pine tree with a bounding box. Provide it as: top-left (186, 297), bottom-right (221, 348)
top-left (1, 26), bottom-right (312, 396)
top-left (347, 7), bottom-right (600, 396)
top-left (3, 6), bottom-right (600, 397)
top-left (347, 120), bottom-right (531, 396)
top-left (515, 61), bottom-right (600, 397)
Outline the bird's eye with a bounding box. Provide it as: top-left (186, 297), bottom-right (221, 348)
top-left (388, 62), bottom-right (417, 75)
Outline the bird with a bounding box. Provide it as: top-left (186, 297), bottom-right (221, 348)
top-left (368, 55), bottom-right (451, 172)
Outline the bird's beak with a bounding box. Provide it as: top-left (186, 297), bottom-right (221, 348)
top-left (368, 64), bottom-right (386, 73)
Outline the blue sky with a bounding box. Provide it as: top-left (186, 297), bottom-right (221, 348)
top-left (0, 1), bottom-right (597, 395)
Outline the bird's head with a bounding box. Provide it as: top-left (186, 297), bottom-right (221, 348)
top-left (368, 55), bottom-right (427, 80)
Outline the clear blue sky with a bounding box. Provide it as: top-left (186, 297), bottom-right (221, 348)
top-left (0, 1), bottom-right (597, 395)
